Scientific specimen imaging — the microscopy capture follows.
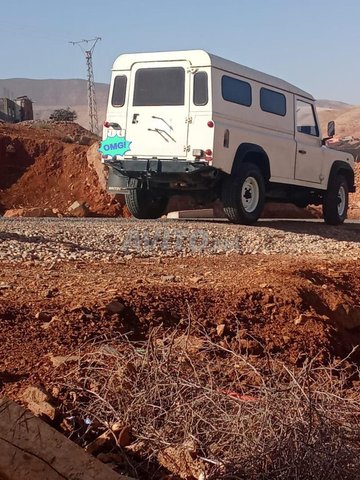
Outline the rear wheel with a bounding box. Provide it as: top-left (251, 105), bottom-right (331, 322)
top-left (323, 174), bottom-right (349, 225)
top-left (126, 179), bottom-right (168, 219)
top-left (222, 163), bottom-right (266, 225)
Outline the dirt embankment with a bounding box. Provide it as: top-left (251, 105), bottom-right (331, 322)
top-left (1, 255), bottom-right (360, 388)
top-left (0, 122), bottom-right (125, 216)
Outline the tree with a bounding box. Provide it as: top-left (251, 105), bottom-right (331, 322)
top-left (49, 107), bottom-right (77, 122)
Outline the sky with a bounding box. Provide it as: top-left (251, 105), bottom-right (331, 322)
top-left (1, 0), bottom-right (360, 104)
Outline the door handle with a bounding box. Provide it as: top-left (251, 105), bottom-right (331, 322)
top-left (132, 113), bottom-right (139, 124)
top-left (298, 149), bottom-right (307, 154)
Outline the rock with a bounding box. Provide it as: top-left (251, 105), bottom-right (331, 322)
top-left (62, 135), bottom-right (75, 143)
top-left (52, 387), bottom-right (60, 398)
top-left (0, 397), bottom-right (126, 480)
top-left (190, 275), bottom-right (203, 284)
top-left (85, 431), bottom-right (112, 454)
top-left (48, 354), bottom-right (79, 368)
top-left (216, 324), bottom-right (226, 336)
top-left (67, 201), bottom-right (89, 218)
top-left (35, 311), bottom-right (52, 322)
top-left (78, 135), bottom-right (94, 146)
top-left (69, 304), bottom-right (83, 312)
top-left (106, 300), bottom-right (125, 314)
top-left (161, 275), bottom-right (175, 282)
top-left (87, 141), bottom-right (107, 190)
top-left (3, 207), bottom-right (58, 218)
top-left (0, 283), bottom-right (11, 289)
top-left (41, 315), bottom-right (60, 330)
top-left (110, 422), bottom-right (124, 432)
top-left (294, 313), bottom-right (307, 325)
top-left (21, 386), bottom-right (56, 420)
top-left (294, 312), bottom-right (317, 325)
top-left (45, 288), bottom-right (58, 298)
top-left (157, 441), bottom-right (205, 480)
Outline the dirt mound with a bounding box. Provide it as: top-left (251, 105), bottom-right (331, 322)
top-left (0, 121), bottom-right (125, 216)
top-left (1, 255), bottom-right (360, 396)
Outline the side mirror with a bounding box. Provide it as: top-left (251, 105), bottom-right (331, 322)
top-left (327, 120), bottom-right (335, 138)
top-left (322, 121), bottom-right (336, 145)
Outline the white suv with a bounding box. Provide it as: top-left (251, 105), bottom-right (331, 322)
top-left (101, 50), bottom-right (355, 225)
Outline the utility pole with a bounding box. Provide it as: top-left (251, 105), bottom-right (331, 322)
top-left (70, 37), bottom-right (101, 135)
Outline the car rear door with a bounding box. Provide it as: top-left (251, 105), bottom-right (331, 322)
top-left (125, 61), bottom-right (191, 159)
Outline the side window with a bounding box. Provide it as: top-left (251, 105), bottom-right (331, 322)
top-left (296, 100), bottom-right (319, 136)
top-left (111, 76), bottom-right (127, 107)
top-left (193, 72), bottom-right (208, 106)
top-left (260, 88), bottom-right (286, 116)
top-left (222, 75), bottom-right (251, 107)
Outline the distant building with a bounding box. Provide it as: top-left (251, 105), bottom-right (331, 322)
top-left (0, 96), bottom-right (33, 123)
top-left (15, 96), bottom-right (34, 121)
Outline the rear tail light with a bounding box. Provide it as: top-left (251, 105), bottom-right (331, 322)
top-left (207, 120), bottom-right (214, 128)
top-left (205, 149), bottom-right (212, 156)
top-left (103, 121), bottom-right (110, 128)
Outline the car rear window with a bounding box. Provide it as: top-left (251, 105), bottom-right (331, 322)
top-left (111, 75), bottom-right (127, 107)
top-left (133, 67), bottom-right (185, 106)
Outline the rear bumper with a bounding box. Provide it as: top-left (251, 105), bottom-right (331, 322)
top-left (104, 158), bottom-right (210, 175)
top-left (104, 158), bottom-right (215, 194)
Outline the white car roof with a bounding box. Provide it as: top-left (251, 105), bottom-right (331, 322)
top-left (112, 49), bottom-right (314, 101)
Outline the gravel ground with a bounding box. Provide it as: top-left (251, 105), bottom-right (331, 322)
top-left (0, 217), bottom-right (360, 262)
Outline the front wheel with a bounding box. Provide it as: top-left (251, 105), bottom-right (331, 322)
top-left (126, 179), bottom-right (168, 219)
top-left (221, 163), bottom-right (266, 225)
top-left (323, 174), bottom-right (349, 225)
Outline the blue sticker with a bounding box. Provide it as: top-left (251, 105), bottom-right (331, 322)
top-left (98, 134), bottom-right (132, 157)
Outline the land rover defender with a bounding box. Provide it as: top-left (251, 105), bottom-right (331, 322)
top-left (101, 50), bottom-right (355, 225)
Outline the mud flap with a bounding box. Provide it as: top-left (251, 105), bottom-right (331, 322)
top-left (107, 168), bottom-right (131, 194)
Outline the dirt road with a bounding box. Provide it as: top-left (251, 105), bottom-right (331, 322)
top-left (1, 217), bottom-right (360, 262)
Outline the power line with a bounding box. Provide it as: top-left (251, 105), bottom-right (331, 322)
top-left (70, 37), bottom-right (101, 134)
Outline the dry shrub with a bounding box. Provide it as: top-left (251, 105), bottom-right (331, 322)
top-left (67, 329), bottom-right (360, 479)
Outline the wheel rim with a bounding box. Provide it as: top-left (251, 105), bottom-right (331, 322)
top-left (241, 176), bottom-right (260, 213)
top-left (337, 185), bottom-right (346, 217)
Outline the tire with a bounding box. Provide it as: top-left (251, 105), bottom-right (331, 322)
top-left (323, 174), bottom-right (349, 225)
top-left (222, 163), bottom-right (266, 225)
top-left (126, 179), bottom-right (168, 219)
